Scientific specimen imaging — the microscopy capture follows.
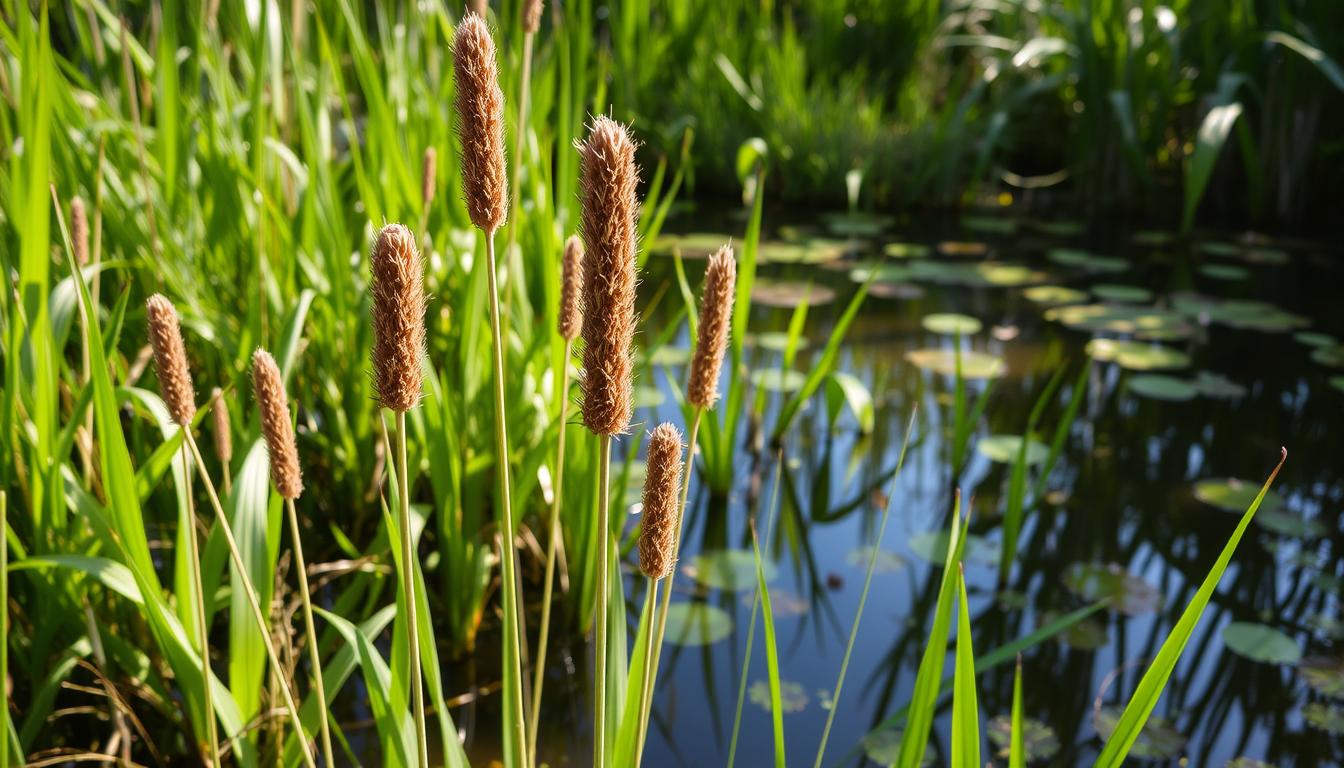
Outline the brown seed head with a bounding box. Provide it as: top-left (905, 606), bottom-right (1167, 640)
top-left (421, 146), bottom-right (437, 210)
top-left (71, 196), bottom-right (89, 267)
top-left (145, 294), bottom-right (196, 426)
top-left (577, 117), bottom-right (640, 436)
top-left (453, 13), bottom-right (508, 233)
top-left (688, 246), bottom-right (737, 409)
top-left (523, 0), bottom-right (544, 33)
top-left (639, 423), bottom-right (683, 580)
top-left (210, 387), bottom-right (232, 469)
top-left (370, 223), bottom-right (426, 412)
top-left (251, 349), bottom-right (303, 499)
top-left (559, 235), bottom-right (584, 340)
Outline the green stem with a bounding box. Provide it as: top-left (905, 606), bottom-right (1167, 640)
top-left (286, 497), bottom-right (334, 768)
top-left (395, 412), bottom-right (430, 768)
top-left (527, 336), bottom-right (573, 766)
top-left (182, 432), bottom-right (317, 768)
top-left (594, 434), bottom-right (612, 768)
top-left (637, 408), bottom-right (701, 755)
top-left (181, 436), bottom-right (219, 766)
top-left (1, 492), bottom-right (8, 768)
top-left (633, 576), bottom-right (659, 768)
top-left (485, 230), bottom-right (529, 766)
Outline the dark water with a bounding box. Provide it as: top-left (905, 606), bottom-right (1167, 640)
top-left (596, 212), bottom-right (1344, 768)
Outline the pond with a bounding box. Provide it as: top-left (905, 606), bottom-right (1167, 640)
top-left (505, 210), bottom-right (1343, 767)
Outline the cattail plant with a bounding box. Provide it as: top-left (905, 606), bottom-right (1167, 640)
top-left (636, 244), bottom-right (737, 754)
top-left (210, 388), bottom-right (232, 496)
top-left (528, 234), bottom-right (584, 760)
top-left (147, 296), bottom-right (317, 768)
top-left (369, 222), bottom-right (431, 768)
top-left (251, 349), bottom-right (333, 767)
top-left (453, 13), bottom-right (531, 766)
top-left (577, 115), bottom-right (640, 768)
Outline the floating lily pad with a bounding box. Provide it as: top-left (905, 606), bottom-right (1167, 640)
top-left (1199, 263), bottom-right (1249, 281)
top-left (1311, 345), bottom-right (1344, 369)
top-left (1131, 229), bottom-right (1177, 247)
top-left (1303, 702), bottom-right (1344, 735)
top-left (750, 368), bottom-right (807, 393)
top-left (821, 211), bottom-right (893, 237)
top-left (1093, 706), bottom-right (1185, 759)
top-left (1086, 339), bottom-right (1191, 370)
top-left (908, 260), bottom-right (1049, 287)
top-left (1192, 478), bottom-right (1284, 514)
top-left (1194, 371), bottom-right (1247, 399)
top-left (684, 550), bottom-right (777, 592)
top-left (1255, 509), bottom-right (1325, 538)
top-left (1197, 241), bottom-right (1243, 258)
top-left (937, 240), bottom-right (990, 258)
top-left (976, 434), bottom-right (1049, 465)
top-left (1179, 297), bottom-right (1311, 333)
top-left (740, 588), bottom-right (810, 617)
top-left (884, 242), bottom-right (932, 259)
top-left (988, 716), bottom-right (1060, 762)
top-left (1023, 285), bottom-right (1089, 305)
top-left (1030, 219), bottom-right (1086, 236)
top-left (751, 280), bottom-right (838, 308)
top-left (849, 263), bottom-right (913, 284)
top-left (905, 348), bottom-right (1006, 379)
top-left (746, 332), bottom-right (809, 352)
top-left (1240, 247), bottom-right (1289, 264)
top-left (922, 313), bottom-right (984, 336)
top-left (652, 232), bottom-right (734, 259)
top-left (1046, 303), bottom-right (1195, 340)
top-left (1293, 331), bottom-right (1336, 348)
top-left (757, 238), bottom-right (850, 264)
top-left (749, 679), bottom-right (809, 714)
top-left (1298, 656), bottom-right (1344, 698)
top-left (1043, 611), bottom-right (1108, 649)
top-left (663, 602), bottom-right (734, 646)
top-left (1063, 563), bottom-right (1160, 615)
top-left (870, 281), bottom-right (926, 300)
top-left (1221, 622), bottom-right (1302, 664)
top-left (1091, 283), bottom-right (1153, 303)
top-left (862, 725), bottom-right (934, 767)
top-left (909, 531), bottom-right (999, 567)
top-left (1048, 249), bottom-right (1127, 273)
top-left (962, 215), bottom-right (1019, 235)
top-left (846, 547), bottom-right (907, 573)
top-left (1128, 374), bottom-right (1199, 401)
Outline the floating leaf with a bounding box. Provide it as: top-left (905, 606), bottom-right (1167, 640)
top-left (821, 211), bottom-right (893, 237)
top-left (909, 531), bottom-right (999, 568)
top-left (1092, 706), bottom-right (1185, 759)
top-left (757, 238), bottom-right (850, 265)
top-left (1311, 345), bottom-right (1344, 369)
top-left (1298, 657), bottom-right (1344, 698)
top-left (863, 726), bottom-right (934, 767)
top-left (1303, 703), bottom-right (1344, 735)
top-left (1087, 339), bottom-right (1191, 370)
top-left (1030, 219), bottom-right (1086, 236)
top-left (750, 368), bottom-right (807, 393)
top-left (1254, 509), bottom-right (1325, 539)
top-left (740, 588), bottom-right (810, 618)
top-left (1199, 263), bottom-right (1248, 281)
top-left (1092, 284), bottom-right (1153, 303)
top-left (751, 280), bottom-right (838, 308)
top-left (988, 716), bottom-right (1060, 762)
top-left (906, 348), bottom-right (1006, 379)
top-left (849, 263), bottom-right (912, 283)
top-left (846, 547), bottom-right (906, 573)
top-left (1046, 304), bottom-right (1194, 340)
top-left (652, 232), bottom-right (735, 259)
top-left (1240, 247), bottom-right (1289, 264)
top-left (1063, 563), bottom-right (1160, 615)
top-left (1024, 285), bottom-right (1089, 305)
top-left (885, 242), bottom-right (932, 259)
top-left (1042, 611), bottom-right (1108, 649)
top-left (870, 282), bottom-right (926, 300)
top-left (1293, 331), bottom-right (1336, 348)
top-left (1131, 230), bottom-right (1176, 247)
top-left (747, 332), bottom-right (809, 352)
top-left (749, 680), bottom-right (809, 714)
top-left (663, 603), bottom-right (734, 647)
top-left (1048, 249), bottom-right (1127, 273)
top-left (922, 313), bottom-right (984, 336)
top-left (1197, 241), bottom-right (1243, 257)
top-left (1194, 371), bottom-right (1247, 399)
top-left (684, 550), bottom-right (777, 592)
top-left (909, 260), bottom-right (1047, 287)
top-left (1193, 478), bottom-right (1284, 514)
top-left (937, 240), bottom-right (990, 258)
top-left (1128, 374), bottom-right (1199, 401)
top-left (1221, 622), bottom-right (1301, 665)
top-left (976, 434), bottom-right (1049, 465)
top-left (963, 216), bottom-right (1019, 235)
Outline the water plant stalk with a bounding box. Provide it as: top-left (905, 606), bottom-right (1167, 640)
top-left (594, 434), bottom-right (613, 768)
top-left (394, 413), bottom-right (429, 768)
top-left (182, 431), bottom-right (317, 768)
top-left (181, 436), bottom-right (219, 766)
top-left (285, 496), bottom-right (333, 767)
top-left (1, 491), bottom-right (7, 768)
top-left (633, 576), bottom-right (658, 768)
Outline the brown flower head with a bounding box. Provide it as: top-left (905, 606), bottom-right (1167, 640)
top-left (577, 116), bottom-right (640, 436)
top-left (145, 294), bottom-right (196, 426)
top-left (71, 195), bottom-right (89, 267)
top-left (453, 13), bottom-right (508, 232)
top-left (251, 349), bottom-right (303, 499)
top-left (421, 146), bottom-right (437, 211)
top-left (370, 223), bottom-right (426, 413)
top-left (559, 234), bottom-right (584, 340)
top-left (687, 245), bottom-right (736, 409)
top-left (211, 387), bottom-right (233, 469)
top-left (523, 0), bottom-right (544, 33)
top-left (638, 422), bottom-right (683, 580)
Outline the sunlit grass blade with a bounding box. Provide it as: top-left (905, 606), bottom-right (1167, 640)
top-left (749, 519), bottom-right (786, 768)
top-left (1093, 449), bottom-right (1287, 767)
top-left (1010, 655), bottom-right (1024, 768)
top-left (951, 566), bottom-right (979, 768)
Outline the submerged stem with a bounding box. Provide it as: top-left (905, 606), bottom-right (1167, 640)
top-left (286, 497), bottom-right (334, 768)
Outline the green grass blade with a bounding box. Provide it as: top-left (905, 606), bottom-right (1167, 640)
top-left (1010, 656), bottom-right (1024, 768)
top-left (749, 521), bottom-right (786, 768)
top-left (1093, 450), bottom-right (1287, 767)
top-left (951, 566), bottom-right (979, 768)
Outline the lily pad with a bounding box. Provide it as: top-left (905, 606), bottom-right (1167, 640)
top-left (652, 232), bottom-right (734, 259)
top-left (1043, 611), bottom-right (1108, 649)
top-left (750, 368), bottom-right (807, 393)
top-left (746, 332), bottom-right (809, 352)
top-left (1092, 706), bottom-right (1185, 759)
top-left (1183, 298), bottom-right (1311, 333)
top-left (1046, 303), bottom-right (1195, 340)
top-left (1199, 263), bottom-right (1249, 281)
top-left (1311, 345), bottom-right (1344, 369)
top-left (921, 313), bottom-right (983, 336)
top-left (905, 348), bottom-right (1006, 379)
top-left (684, 550), bottom-right (777, 592)
top-left (976, 434), bottom-right (1049, 465)
top-left (963, 215), bottom-right (1019, 235)
top-left (1030, 219), bottom-right (1086, 236)
top-left (751, 280), bottom-right (838, 308)
top-left (1221, 622), bottom-right (1302, 664)
top-left (1298, 656), bottom-right (1344, 698)
top-left (1128, 374), bottom-right (1199, 401)
top-left (1194, 371), bottom-right (1247, 399)
top-left (757, 238), bottom-right (850, 265)
top-left (1131, 229), bottom-right (1177, 247)
top-left (1091, 283), bottom-right (1153, 303)
top-left (988, 716), bottom-right (1060, 762)
top-left (1193, 478), bottom-right (1284, 514)
top-left (906, 260), bottom-right (1047, 287)
top-left (740, 588), bottom-right (810, 618)
top-left (870, 282), bottom-right (926, 300)
top-left (1048, 249), bottom-right (1127, 273)
top-left (862, 726), bottom-right (934, 767)
top-left (1086, 339), bottom-right (1191, 371)
top-left (1303, 702), bottom-right (1344, 735)
top-left (749, 679), bottom-right (809, 714)
top-left (1197, 241), bottom-right (1243, 258)
top-left (1240, 247), bottom-right (1289, 265)
top-left (909, 531), bottom-right (999, 568)
top-left (1063, 562), bottom-right (1160, 615)
top-left (1293, 331), bottom-right (1336, 348)
top-left (663, 602), bottom-right (734, 647)
top-left (846, 547), bottom-right (907, 573)
top-left (936, 240), bottom-right (990, 258)
top-left (849, 263), bottom-right (913, 284)
top-left (1023, 285), bottom-right (1090, 305)
top-left (1255, 509), bottom-right (1325, 538)
top-left (884, 242), bottom-right (932, 259)
top-left (821, 211), bottom-right (893, 238)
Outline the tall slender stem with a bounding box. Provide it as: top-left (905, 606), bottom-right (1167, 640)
top-left (633, 576), bottom-right (659, 768)
top-left (181, 436), bottom-right (219, 766)
top-left (485, 230), bottom-right (529, 766)
top-left (394, 412), bottom-right (430, 768)
top-left (182, 432), bottom-right (317, 768)
top-left (286, 498), bottom-right (334, 768)
top-left (594, 435), bottom-right (612, 768)
top-left (637, 409), bottom-right (702, 752)
top-left (527, 336), bottom-right (573, 766)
